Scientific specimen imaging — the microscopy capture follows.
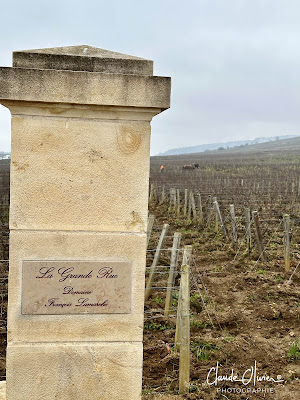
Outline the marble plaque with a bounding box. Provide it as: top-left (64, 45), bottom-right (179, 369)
top-left (21, 260), bottom-right (132, 315)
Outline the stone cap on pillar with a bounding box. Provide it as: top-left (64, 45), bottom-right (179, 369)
top-left (13, 45), bottom-right (154, 76)
top-left (0, 45), bottom-right (171, 110)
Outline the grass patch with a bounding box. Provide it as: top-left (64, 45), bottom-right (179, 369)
top-left (288, 339), bottom-right (300, 360)
top-left (154, 296), bottom-right (163, 304)
top-left (144, 321), bottom-right (174, 331)
top-left (191, 340), bottom-right (219, 361)
top-left (257, 269), bottom-right (266, 275)
top-left (190, 320), bottom-right (212, 329)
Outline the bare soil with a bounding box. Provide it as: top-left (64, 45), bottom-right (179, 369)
top-left (142, 201), bottom-right (299, 400)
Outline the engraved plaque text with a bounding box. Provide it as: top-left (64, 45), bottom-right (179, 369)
top-left (22, 260), bottom-right (132, 315)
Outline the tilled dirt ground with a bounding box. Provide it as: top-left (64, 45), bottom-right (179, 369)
top-left (142, 203), bottom-right (300, 399)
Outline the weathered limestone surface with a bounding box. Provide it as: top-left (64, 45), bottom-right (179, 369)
top-left (0, 68), bottom-right (170, 108)
top-left (13, 45), bottom-right (154, 75)
top-left (7, 343), bottom-right (142, 400)
top-left (0, 382), bottom-right (5, 400)
top-left (0, 45), bottom-right (171, 399)
top-left (8, 230), bottom-right (146, 343)
top-left (9, 108), bottom-right (152, 232)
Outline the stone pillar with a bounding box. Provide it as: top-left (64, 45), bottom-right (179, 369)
top-left (0, 45), bottom-right (171, 400)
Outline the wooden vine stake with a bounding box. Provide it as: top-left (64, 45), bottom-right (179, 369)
top-left (168, 188), bottom-right (172, 211)
top-left (190, 191), bottom-right (197, 220)
top-left (244, 207), bottom-right (252, 253)
top-left (198, 193), bottom-right (203, 223)
top-left (178, 245), bottom-right (192, 394)
top-left (184, 189), bottom-right (188, 216)
top-left (164, 232), bottom-right (181, 316)
top-left (169, 188), bottom-right (176, 212)
top-left (149, 183), bottom-right (155, 202)
top-left (252, 211), bottom-right (266, 262)
top-left (175, 245), bottom-right (192, 351)
top-left (179, 263), bottom-right (190, 394)
top-left (213, 197), bottom-right (219, 232)
top-left (173, 188), bottom-right (178, 211)
top-left (177, 189), bottom-right (181, 215)
top-left (213, 199), bottom-right (228, 238)
top-left (146, 214), bottom-right (155, 248)
top-left (187, 191), bottom-right (192, 220)
top-left (207, 195), bottom-right (212, 227)
top-left (154, 184), bottom-right (158, 203)
top-left (230, 204), bottom-right (237, 248)
top-left (160, 185), bottom-right (166, 204)
top-left (283, 214), bottom-right (290, 272)
top-left (145, 223), bottom-right (169, 301)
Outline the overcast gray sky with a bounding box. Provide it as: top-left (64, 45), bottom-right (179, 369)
top-left (1, 0), bottom-right (300, 155)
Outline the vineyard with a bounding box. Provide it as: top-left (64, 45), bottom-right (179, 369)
top-left (143, 148), bottom-right (300, 399)
top-left (0, 146), bottom-right (300, 399)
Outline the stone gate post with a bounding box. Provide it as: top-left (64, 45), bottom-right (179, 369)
top-left (0, 45), bottom-right (171, 400)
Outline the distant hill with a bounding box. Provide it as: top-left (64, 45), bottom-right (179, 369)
top-left (157, 135), bottom-right (298, 156)
top-left (153, 136), bottom-right (300, 164)
top-left (212, 135), bottom-right (300, 154)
